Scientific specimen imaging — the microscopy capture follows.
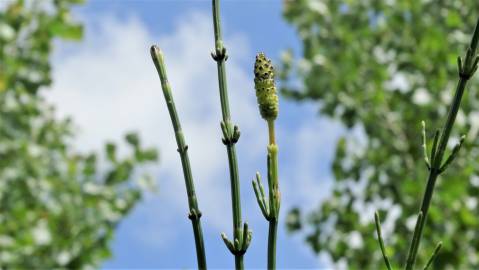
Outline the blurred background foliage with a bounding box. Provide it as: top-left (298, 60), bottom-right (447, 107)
top-left (282, 0), bottom-right (479, 269)
top-left (0, 0), bottom-right (157, 268)
top-left (3, 0), bottom-right (479, 269)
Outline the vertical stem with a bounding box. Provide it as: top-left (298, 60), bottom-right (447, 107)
top-left (227, 145), bottom-right (242, 243)
top-left (217, 53), bottom-right (232, 123)
top-left (267, 220), bottom-right (278, 269)
top-left (150, 46), bottom-right (207, 270)
top-left (211, 0), bottom-right (246, 268)
top-left (191, 219), bottom-right (207, 269)
top-left (268, 119), bottom-right (276, 145)
top-left (405, 80), bottom-right (466, 270)
top-left (267, 120), bottom-right (279, 270)
top-left (405, 18), bottom-right (479, 270)
top-left (235, 256), bottom-right (244, 269)
top-left (212, 0), bottom-right (231, 123)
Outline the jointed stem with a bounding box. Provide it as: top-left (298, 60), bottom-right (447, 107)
top-left (252, 51), bottom-right (280, 269)
top-left (150, 46), bottom-right (207, 269)
top-left (267, 120), bottom-right (280, 269)
top-left (404, 18), bottom-right (479, 270)
top-left (266, 149), bottom-right (279, 269)
top-left (211, 0), bottom-right (250, 268)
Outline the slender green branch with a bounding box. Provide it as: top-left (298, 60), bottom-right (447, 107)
top-left (430, 130), bottom-right (440, 166)
top-left (421, 121), bottom-right (430, 170)
top-left (150, 45), bottom-right (207, 270)
top-left (404, 18), bottom-right (479, 270)
top-left (374, 212), bottom-right (393, 270)
top-left (252, 173), bottom-right (270, 219)
top-left (423, 242), bottom-right (442, 270)
top-left (211, 0), bottom-right (250, 268)
top-left (439, 135), bottom-right (465, 173)
top-left (405, 212), bottom-right (423, 268)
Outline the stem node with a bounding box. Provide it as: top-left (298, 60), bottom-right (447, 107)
top-left (151, 44), bottom-right (207, 269)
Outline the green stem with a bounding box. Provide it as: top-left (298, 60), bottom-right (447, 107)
top-left (211, 0), bottom-right (247, 268)
top-left (235, 256), bottom-right (244, 270)
top-left (268, 119), bottom-right (276, 145)
top-left (267, 220), bottom-right (278, 269)
top-left (150, 46), bottom-right (207, 270)
top-left (267, 120), bottom-right (279, 270)
top-left (404, 18), bottom-right (479, 270)
top-left (227, 144), bottom-right (242, 243)
top-left (374, 212), bottom-right (393, 270)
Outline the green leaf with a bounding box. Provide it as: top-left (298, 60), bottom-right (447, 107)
top-left (105, 143), bottom-right (117, 162)
top-left (49, 22), bottom-right (83, 40)
top-left (125, 132), bottom-right (140, 147)
top-left (136, 148), bottom-right (158, 162)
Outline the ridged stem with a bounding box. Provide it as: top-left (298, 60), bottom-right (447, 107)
top-left (211, 0), bottom-right (247, 268)
top-left (150, 46), bottom-right (207, 270)
top-left (404, 18), bottom-right (479, 270)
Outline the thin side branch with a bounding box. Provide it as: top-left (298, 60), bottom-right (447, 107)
top-left (374, 212), bottom-right (393, 270)
top-left (423, 242), bottom-right (442, 270)
top-left (421, 121), bottom-right (431, 170)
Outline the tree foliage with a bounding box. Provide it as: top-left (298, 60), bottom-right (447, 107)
top-left (282, 1), bottom-right (479, 269)
top-left (0, 1), bottom-right (157, 268)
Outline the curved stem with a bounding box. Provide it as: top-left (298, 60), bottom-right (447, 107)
top-left (150, 46), bottom-right (207, 270)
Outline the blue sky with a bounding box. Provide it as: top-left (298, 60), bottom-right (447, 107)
top-left (48, 0), bottom-right (345, 269)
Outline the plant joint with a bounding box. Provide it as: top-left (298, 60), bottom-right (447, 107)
top-left (211, 44), bottom-right (228, 62)
top-left (177, 145), bottom-right (189, 154)
top-left (188, 209), bottom-right (203, 221)
top-left (221, 223), bottom-right (252, 256)
top-left (221, 121), bottom-right (240, 146)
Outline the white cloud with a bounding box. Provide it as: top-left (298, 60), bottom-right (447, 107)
top-left (46, 9), bottom-right (342, 267)
top-left (47, 11), bottom-right (259, 234)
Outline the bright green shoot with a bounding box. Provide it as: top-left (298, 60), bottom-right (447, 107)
top-left (375, 17), bottom-right (479, 270)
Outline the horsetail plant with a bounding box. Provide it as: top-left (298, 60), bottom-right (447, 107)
top-left (375, 17), bottom-right (479, 270)
top-left (150, 46), bottom-right (207, 270)
top-left (211, 0), bottom-right (251, 269)
top-left (252, 53), bottom-right (281, 270)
